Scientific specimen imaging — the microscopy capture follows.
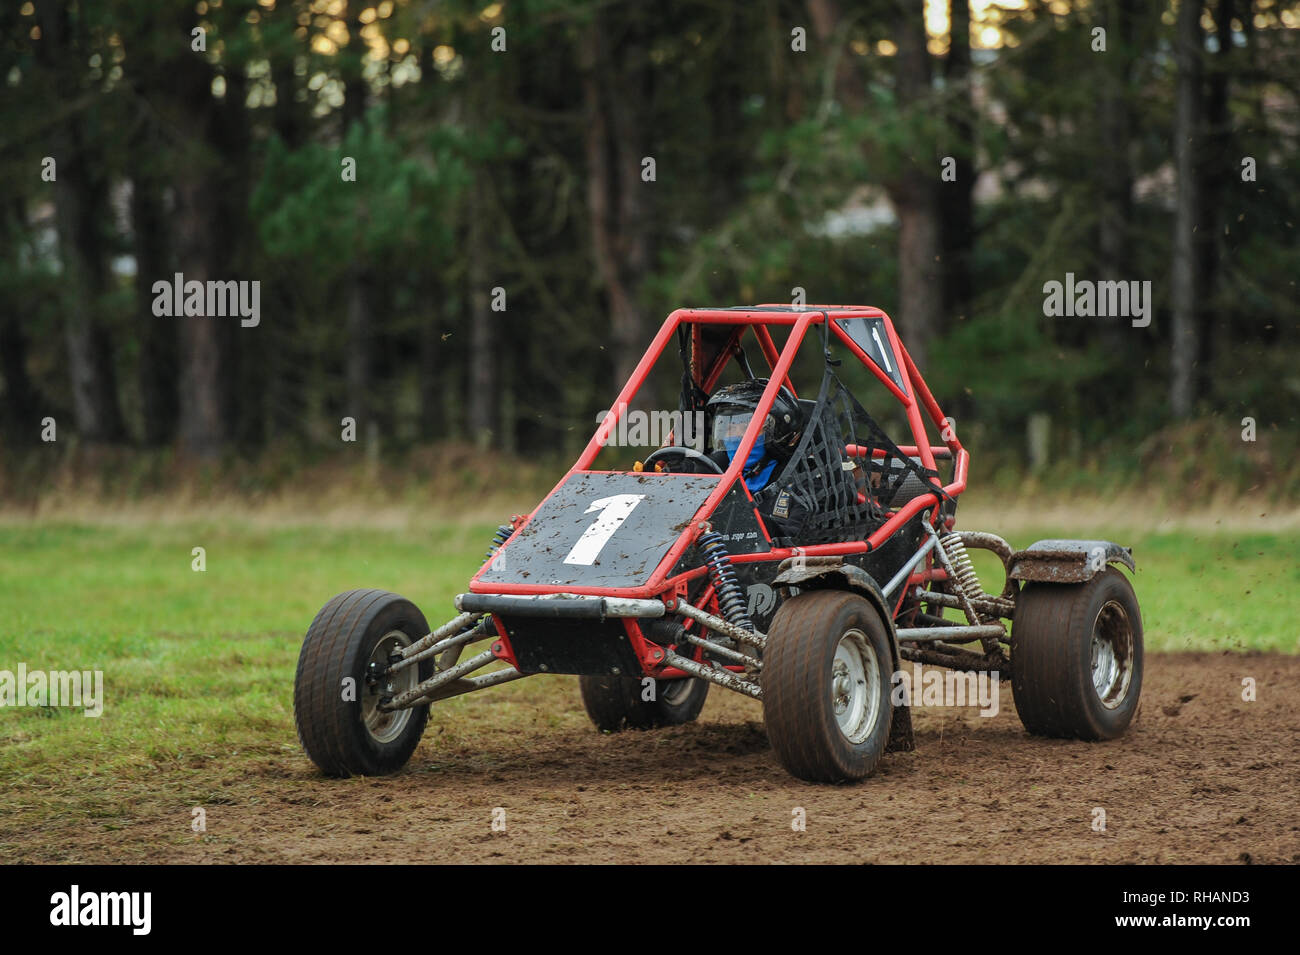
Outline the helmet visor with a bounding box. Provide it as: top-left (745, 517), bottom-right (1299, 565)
top-left (711, 409), bottom-right (775, 454)
top-left (711, 411), bottom-right (751, 451)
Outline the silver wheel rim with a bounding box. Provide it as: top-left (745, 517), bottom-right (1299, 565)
top-left (362, 630), bottom-right (418, 743)
top-left (658, 678), bottom-right (694, 706)
top-left (832, 628), bottom-right (881, 744)
top-left (1090, 600), bottom-right (1135, 709)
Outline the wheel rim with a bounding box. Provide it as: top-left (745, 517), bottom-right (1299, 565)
top-left (361, 630), bottom-right (418, 743)
top-left (658, 678), bottom-right (694, 706)
top-left (831, 628), bottom-right (881, 744)
top-left (1090, 600), bottom-right (1135, 709)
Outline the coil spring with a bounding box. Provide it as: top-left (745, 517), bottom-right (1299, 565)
top-left (484, 523), bottom-right (514, 564)
top-left (941, 532), bottom-right (984, 600)
top-left (698, 531), bottom-right (754, 631)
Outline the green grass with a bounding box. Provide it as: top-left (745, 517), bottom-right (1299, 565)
top-left (0, 519), bottom-right (1295, 807)
top-left (0, 521), bottom-right (492, 801)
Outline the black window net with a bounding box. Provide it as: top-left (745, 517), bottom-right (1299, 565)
top-left (754, 367), bottom-right (946, 546)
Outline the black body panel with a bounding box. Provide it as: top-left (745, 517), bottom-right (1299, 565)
top-left (478, 472), bottom-right (718, 589)
top-left (498, 616), bottom-right (644, 676)
top-left (723, 509), bottom-right (925, 631)
top-left (703, 481), bottom-right (771, 554)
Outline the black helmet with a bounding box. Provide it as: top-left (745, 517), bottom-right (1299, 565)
top-left (706, 378), bottom-right (802, 456)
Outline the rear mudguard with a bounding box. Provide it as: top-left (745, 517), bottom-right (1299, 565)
top-left (771, 558), bottom-right (914, 753)
top-left (1007, 539), bottom-right (1135, 585)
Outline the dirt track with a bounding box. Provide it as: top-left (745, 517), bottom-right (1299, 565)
top-left (23, 652), bottom-right (1300, 864)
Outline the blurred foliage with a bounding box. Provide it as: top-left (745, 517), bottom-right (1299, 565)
top-left (0, 0), bottom-right (1297, 496)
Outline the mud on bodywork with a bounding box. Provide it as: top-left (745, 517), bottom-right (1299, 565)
top-left (475, 471), bottom-right (721, 590)
top-left (1007, 539), bottom-right (1135, 584)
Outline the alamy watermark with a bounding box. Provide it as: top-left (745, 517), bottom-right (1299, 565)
top-left (151, 273), bottom-right (260, 327)
top-left (891, 664), bottom-right (999, 717)
top-left (594, 403), bottom-right (707, 452)
top-left (0, 664), bottom-right (103, 717)
top-left (49, 885), bottom-right (150, 935)
top-left (1042, 273), bottom-right (1152, 328)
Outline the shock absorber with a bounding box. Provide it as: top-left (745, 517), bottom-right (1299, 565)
top-left (697, 530), bottom-right (754, 631)
top-left (483, 523), bottom-right (514, 564)
top-left (940, 532), bottom-right (984, 601)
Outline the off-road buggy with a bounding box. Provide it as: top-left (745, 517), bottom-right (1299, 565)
top-left (294, 305), bottom-right (1143, 782)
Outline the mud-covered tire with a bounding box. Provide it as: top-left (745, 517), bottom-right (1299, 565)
top-left (579, 674), bottom-right (709, 731)
top-left (762, 590), bottom-right (894, 783)
top-left (294, 589), bottom-right (433, 777)
top-left (1011, 567), bottom-right (1143, 740)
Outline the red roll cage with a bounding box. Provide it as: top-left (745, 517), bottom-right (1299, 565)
top-left (470, 305), bottom-right (967, 600)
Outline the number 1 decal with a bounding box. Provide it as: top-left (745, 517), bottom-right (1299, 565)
top-left (563, 494), bottom-right (645, 566)
top-left (870, 324), bottom-right (893, 373)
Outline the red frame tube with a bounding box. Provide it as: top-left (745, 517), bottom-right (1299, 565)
top-left (471, 305), bottom-right (963, 600)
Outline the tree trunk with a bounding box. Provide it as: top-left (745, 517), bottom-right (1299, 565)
top-left (341, 3), bottom-right (375, 443)
top-left (418, 295), bottom-right (443, 442)
top-left (1098, 0), bottom-right (1136, 292)
top-left (808, 0), bottom-right (941, 367)
top-left (214, 70), bottom-right (255, 448)
top-left (806, 0), bottom-right (865, 112)
top-left (609, 19), bottom-right (651, 390)
top-left (272, 54), bottom-right (306, 150)
top-left (0, 201), bottom-right (42, 438)
top-left (889, 0), bottom-right (942, 371)
top-left (266, 18), bottom-right (308, 442)
top-left (1198, 0), bottom-right (1234, 374)
top-left (0, 315), bottom-right (41, 444)
top-left (54, 136), bottom-right (128, 444)
top-left (467, 187), bottom-right (494, 447)
top-left (582, 13), bottom-right (651, 391)
top-left (941, 0), bottom-right (975, 324)
top-left (1170, 0), bottom-right (1203, 418)
top-left (35, 0), bottom-right (128, 444)
top-left (345, 266), bottom-right (373, 431)
top-left (132, 160), bottom-right (177, 446)
top-left (168, 32), bottom-right (228, 457)
top-left (1094, 0), bottom-right (1140, 427)
top-left (174, 173), bottom-right (226, 457)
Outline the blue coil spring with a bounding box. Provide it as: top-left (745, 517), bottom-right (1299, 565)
top-left (698, 531), bottom-right (754, 631)
top-left (484, 524), bottom-right (513, 563)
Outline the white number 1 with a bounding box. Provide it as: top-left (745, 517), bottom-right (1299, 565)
top-left (563, 494), bottom-right (645, 566)
top-left (871, 325), bottom-right (893, 373)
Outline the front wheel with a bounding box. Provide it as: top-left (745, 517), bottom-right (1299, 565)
top-left (294, 589), bottom-right (433, 777)
top-left (1011, 567), bottom-right (1144, 740)
top-left (762, 590), bottom-right (894, 782)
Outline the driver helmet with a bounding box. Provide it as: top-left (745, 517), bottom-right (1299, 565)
top-left (707, 379), bottom-right (801, 490)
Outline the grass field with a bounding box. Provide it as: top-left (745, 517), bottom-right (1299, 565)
top-left (0, 512), bottom-right (1295, 851)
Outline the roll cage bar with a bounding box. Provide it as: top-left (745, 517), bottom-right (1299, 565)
top-left (470, 305), bottom-right (968, 598)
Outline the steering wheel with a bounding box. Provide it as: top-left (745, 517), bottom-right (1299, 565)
top-left (642, 446), bottom-right (724, 475)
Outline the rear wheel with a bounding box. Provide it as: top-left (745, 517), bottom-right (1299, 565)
top-left (579, 674), bottom-right (709, 731)
top-left (1011, 567), bottom-right (1143, 740)
top-left (294, 589), bottom-right (433, 777)
top-left (762, 590), bottom-right (894, 782)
